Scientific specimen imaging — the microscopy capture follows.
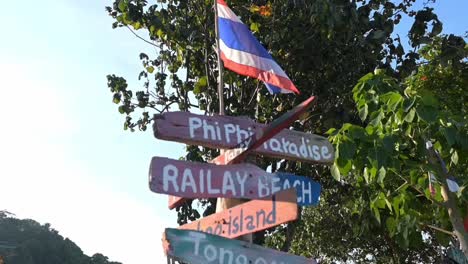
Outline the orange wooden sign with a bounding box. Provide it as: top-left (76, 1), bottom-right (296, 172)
top-left (179, 189), bottom-right (297, 239)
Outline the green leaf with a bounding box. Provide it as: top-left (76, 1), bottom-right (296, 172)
top-left (146, 66), bottom-right (155, 73)
top-left (385, 197), bottom-right (392, 212)
top-left (373, 207), bottom-right (381, 224)
top-left (451, 150), bottom-right (458, 165)
top-left (112, 93), bottom-right (121, 104)
top-left (363, 167), bottom-right (369, 184)
top-left (369, 110), bottom-right (384, 127)
top-left (404, 108), bottom-right (416, 122)
top-left (358, 103), bottom-right (368, 121)
top-left (442, 126), bottom-right (457, 147)
top-left (133, 21), bottom-right (142, 30)
top-left (365, 125), bottom-right (375, 135)
top-left (358, 72), bottom-right (374, 82)
top-left (197, 76), bottom-right (208, 87)
top-left (156, 29), bottom-right (165, 38)
top-left (118, 105), bottom-right (125, 114)
top-left (375, 193), bottom-right (386, 209)
top-left (250, 22), bottom-right (260, 33)
top-left (118, 0), bottom-right (127, 11)
top-left (338, 159), bottom-right (352, 175)
top-left (380, 92), bottom-right (402, 111)
top-left (193, 76), bottom-right (208, 95)
top-left (377, 167), bottom-right (386, 185)
top-left (338, 140), bottom-right (356, 160)
top-left (331, 163), bottom-right (341, 181)
top-left (416, 105), bottom-right (437, 122)
top-left (325, 128), bottom-right (336, 135)
top-left (386, 217), bottom-right (397, 236)
top-left (349, 125), bottom-right (366, 140)
top-left (403, 97), bottom-right (416, 112)
top-left (431, 20), bottom-right (442, 36)
top-left (419, 90), bottom-right (439, 107)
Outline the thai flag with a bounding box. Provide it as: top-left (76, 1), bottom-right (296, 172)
top-left (217, 0), bottom-right (300, 94)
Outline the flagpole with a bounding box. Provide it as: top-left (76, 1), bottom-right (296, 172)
top-left (214, 0), bottom-right (225, 115)
top-left (213, 0), bottom-right (252, 243)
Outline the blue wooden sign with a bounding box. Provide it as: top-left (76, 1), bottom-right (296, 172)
top-left (273, 172), bottom-right (321, 206)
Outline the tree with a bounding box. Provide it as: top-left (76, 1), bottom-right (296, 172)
top-left (326, 36), bottom-right (467, 260)
top-left (104, 0), bottom-right (457, 261)
top-left (0, 212), bottom-right (122, 264)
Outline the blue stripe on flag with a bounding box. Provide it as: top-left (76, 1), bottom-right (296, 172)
top-left (218, 17), bottom-right (273, 60)
top-left (264, 83), bottom-right (282, 94)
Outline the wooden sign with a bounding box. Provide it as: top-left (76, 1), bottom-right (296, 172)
top-left (163, 228), bottom-right (316, 264)
top-left (168, 195), bottom-right (185, 209)
top-left (154, 97), bottom-right (333, 164)
top-left (178, 189), bottom-right (298, 239)
top-left (150, 157), bottom-right (321, 206)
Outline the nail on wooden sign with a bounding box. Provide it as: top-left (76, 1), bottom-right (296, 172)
top-left (163, 228), bottom-right (317, 264)
top-left (178, 189), bottom-right (298, 239)
top-left (150, 157), bottom-right (320, 206)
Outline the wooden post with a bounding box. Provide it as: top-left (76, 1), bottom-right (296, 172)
top-left (214, 0), bottom-right (224, 115)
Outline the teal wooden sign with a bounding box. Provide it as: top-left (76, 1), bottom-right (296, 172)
top-left (163, 228), bottom-right (316, 264)
top-left (448, 247), bottom-right (468, 264)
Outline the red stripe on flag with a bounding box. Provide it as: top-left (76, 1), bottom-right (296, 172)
top-left (217, 0), bottom-right (228, 6)
top-left (221, 52), bottom-right (300, 94)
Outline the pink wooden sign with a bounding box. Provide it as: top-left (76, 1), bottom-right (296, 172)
top-left (150, 157), bottom-right (321, 206)
top-left (153, 113), bottom-right (333, 164)
top-left (150, 157), bottom-right (266, 200)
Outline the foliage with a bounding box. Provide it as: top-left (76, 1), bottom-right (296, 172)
top-left (105, 0), bottom-right (444, 132)
top-left (265, 189), bottom-right (445, 263)
top-left (103, 0), bottom-right (462, 261)
top-left (326, 36), bottom-right (467, 260)
top-left (0, 211), bottom-right (122, 264)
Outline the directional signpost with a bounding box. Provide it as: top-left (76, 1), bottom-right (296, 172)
top-left (150, 157), bottom-right (321, 206)
top-left (163, 228), bottom-right (316, 264)
top-left (148, 96), bottom-right (329, 263)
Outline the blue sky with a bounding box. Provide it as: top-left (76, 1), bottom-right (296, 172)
top-left (0, 0), bottom-right (465, 263)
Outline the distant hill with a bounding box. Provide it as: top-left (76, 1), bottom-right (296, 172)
top-left (0, 211), bottom-right (122, 264)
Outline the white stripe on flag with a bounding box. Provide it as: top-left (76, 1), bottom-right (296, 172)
top-left (219, 39), bottom-right (289, 79)
top-left (217, 4), bottom-right (242, 23)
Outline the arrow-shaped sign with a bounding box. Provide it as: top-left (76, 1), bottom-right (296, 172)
top-left (150, 157), bottom-right (320, 206)
top-left (153, 96), bottom-right (333, 164)
top-left (163, 228), bottom-right (317, 264)
top-left (178, 189), bottom-right (298, 239)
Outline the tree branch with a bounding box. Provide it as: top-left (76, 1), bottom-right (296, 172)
top-left (420, 222), bottom-right (454, 236)
top-left (126, 26), bottom-right (158, 48)
top-left (395, 172), bottom-right (447, 208)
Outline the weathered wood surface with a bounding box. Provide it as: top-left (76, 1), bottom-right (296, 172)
top-left (178, 189), bottom-right (298, 238)
top-left (163, 228), bottom-right (316, 264)
top-left (168, 195), bottom-right (185, 209)
top-left (151, 157), bottom-right (321, 206)
top-left (154, 97), bottom-right (334, 164)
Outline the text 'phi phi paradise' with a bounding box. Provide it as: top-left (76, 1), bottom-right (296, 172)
top-left (153, 111), bottom-right (334, 164)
